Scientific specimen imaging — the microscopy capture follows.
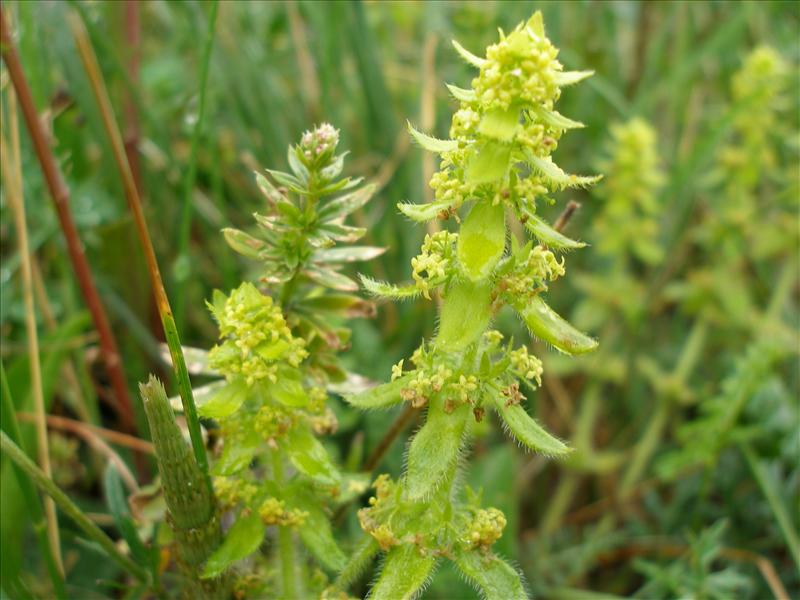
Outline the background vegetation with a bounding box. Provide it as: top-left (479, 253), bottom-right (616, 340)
top-left (1, 1), bottom-right (798, 598)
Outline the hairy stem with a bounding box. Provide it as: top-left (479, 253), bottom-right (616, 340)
top-left (272, 451), bottom-right (298, 599)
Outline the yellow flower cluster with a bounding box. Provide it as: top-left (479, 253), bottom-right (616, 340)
top-left (501, 244), bottom-right (565, 298)
top-left (209, 282), bottom-right (307, 385)
top-left (399, 365), bottom-right (453, 408)
top-left (465, 507), bottom-right (507, 551)
top-left (473, 14), bottom-right (562, 112)
top-left (411, 231), bottom-right (458, 299)
top-left (595, 118), bottom-right (664, 264)
top-left (214, 476), bottom-right (259, 509)
top-left (258, 497), bottom-right (308, 527)
top-left (509, 346), bottom-right (543, 386)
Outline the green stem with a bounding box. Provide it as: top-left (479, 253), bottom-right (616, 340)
top-left (619, 398), bottom-right (669, 497)
top-left (0, 364), bottom-right (67, 600)
top-left (334, 537), bottom-right (380, 591)
top-left (0, 431), bottom-right (149, 583)
top-left (272, 451), bottom-right (298, 599)
top-left (174, 0), bottom-right (219, 330)
top-left (741, 442), bottom-right (800, 571)
top-left (68, 13), bottom-right (210, 483)
top-left (540, 471), bottom-right (579, 535)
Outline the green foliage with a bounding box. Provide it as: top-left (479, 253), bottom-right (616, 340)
top-left (342, 11), bottom-right (599, 596)
top-left (1, 2), bottom-right (798, 599)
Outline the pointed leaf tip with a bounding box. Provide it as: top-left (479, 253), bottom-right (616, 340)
top-left (407, 121), bottom-right (459, 153)
top-left (452, 39), bottom-right (487, 68)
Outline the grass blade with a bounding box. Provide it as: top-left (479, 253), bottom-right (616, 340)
top-left (0, 431), bottom-right (149, 583)
top-left (174, 0), bottom-right (219, 330)
top-left (68, 11), bottom-right (210, 483)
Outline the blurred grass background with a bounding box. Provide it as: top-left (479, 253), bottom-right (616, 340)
top-left (1, 1), bottom-right (798, 598)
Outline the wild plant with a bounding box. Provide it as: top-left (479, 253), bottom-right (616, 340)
top-left (539, 117), bottom-right (665, 537)
top-left (142, 125), bottom-right (382, 598)
top-left (340, 12), bottom-right (600, 598)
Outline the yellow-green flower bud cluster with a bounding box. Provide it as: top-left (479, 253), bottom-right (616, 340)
top-left (399, 365), bottom-right (454, 408)
top-left (258, 497), bottom-right (308, 527)
top-left (720, 47), bottom-right (789, 195)
top-left (595, 118), bottom-right (664, 264)
top-left (429, 167), bottom-right (475, 211)
top-left (252, 404), bottom-right (296, 443)
top-left (359, 475), bottom-right (400, 550)
top-left (209, 283), bottom-right (308, 386)
top-left (516, 119), bottom-right (561, 158)
top-left (214, 476), bottom-right (259, 509)
top-left (449, 107), bottom-right (480, 140)
top-left (500, 244), bottom-right (565, 298)
top-left (465, 507), bottom-right (507, 551)
top-left (411, 231), bottom-right (458, 299)
top-left (509, 346), bottom-right (543, 386)
top-left (473, 14), bottom-right (561, 112)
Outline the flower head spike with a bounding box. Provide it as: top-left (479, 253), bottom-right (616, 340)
top-left (299, 122), bottom-right (340, 167)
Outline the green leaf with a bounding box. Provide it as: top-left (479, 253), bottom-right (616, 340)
top-left (285, 425), bottom-right (340, 486)
top-left (255, 172), bottom-right (284, 202)
top-left (212, 428), bottom-right (261, 476)
top-left (530, 106), bottom-right (584, 130)
top-left (201, 512), bottom-right (265, 579)
top-left (406, 396), bottom-right (470, 500)
top-left (268, 366), bottom-right (307, 407)
top-left (360, 275), bottom-right (421, 300)
top-left (526, 153), bottom-right (601, 190)
top-left (170, 379), bottom-right (225, 413)
top-left (304, 266), bottom-right (359, 292)
top-left (453, 550), bottom-right (527, 600)
top-left (320, 151), bottom-right (348, 180)
top-left (397, 199), bottom-right (457, 222)
top-left (520, 208), bottom-right (586, 250)
top-left (345, 374), bottom-right (413, 409)
top-left (287, 146), bottom-right (309, 183)
top-left (370, 545), bottom-right (437, 600)
top-left (287, 484), bottom-right (346, 571)
top-left (297, 294), bottom-right (375, 318)
top-left (479, 106), bottom-right (520, 142)
top-left (266, 169), bottom-right (306, 194)
top-left (197, 378), bottom-right (248, 419)
top-left (407, 121), bottom-right (459, 153)
top-left (313, 246), bottom-right (385, 264)
top-left (452, 39), bottom-right (487, 68)
top-left (457, 200), bottom-right (506, 280)
top-left (446, 83), bottom-right (477, 103)
top-left (466, 141), bottom-right (511, 184)
top-left (222, 228), bottom-right (267, 259)
top-left (488, 387), bottom-right (570, 456)
top-left (318, 222), bottom-right (367, 242)
top-left (319, 184), bottom-right (376, 220)
top-left (104, 464), bottom-right (150, 567)
top-left (554, 70), bottom-right (594, 86)
top-left (437, 280), bottom-right (493, 349)
top-left (516, 295), bottom-right (598, 355)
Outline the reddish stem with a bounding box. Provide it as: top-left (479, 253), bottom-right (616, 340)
top-left (0, 11), bottom-right (137, 435)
